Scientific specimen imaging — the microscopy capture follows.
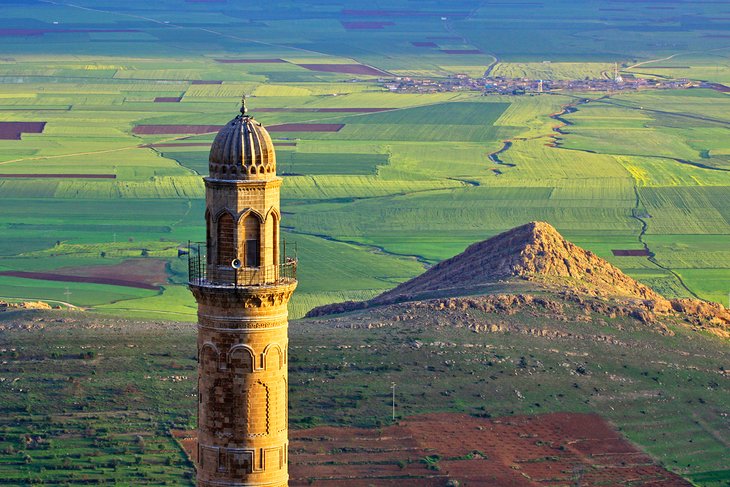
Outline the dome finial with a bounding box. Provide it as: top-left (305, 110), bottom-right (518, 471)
top-left (240, 93), bottom-right (248, 116)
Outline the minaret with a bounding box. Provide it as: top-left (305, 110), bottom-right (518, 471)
top-left (189, 96), bottom-right (296, 487)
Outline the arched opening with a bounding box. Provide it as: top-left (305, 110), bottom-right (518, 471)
top-left (217, 212), bottom-right (235, 266)
top-left (241, 214), bottom-right (260, 268)
top-left (264, 212), bottom-right (277, 268)
top-left (205, 210), bottom-right (212, 264)
top-left (272, 213), bottom-right (279, 266)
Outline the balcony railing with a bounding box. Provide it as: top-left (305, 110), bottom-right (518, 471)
top-left (187, 241), bottom-right (296, 287)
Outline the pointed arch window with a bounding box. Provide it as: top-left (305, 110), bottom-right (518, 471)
top-left (267, 212), bottom-right (279, 268)
top-left (242, 214), bottom-right (260, 267)
top-left (217, 213), bottom-right (235, 265)
top-left (205, 210), bottom-right (212, 265)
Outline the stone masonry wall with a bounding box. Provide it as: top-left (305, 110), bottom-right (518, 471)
top-left (193, 283), bottom-right (295, 487)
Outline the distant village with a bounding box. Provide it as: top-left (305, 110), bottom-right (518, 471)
top-left (377, 72), bottom-right (703, 95)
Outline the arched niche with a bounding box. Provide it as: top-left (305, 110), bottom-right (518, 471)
top-left (228, 345), bottom-right (255, 375)
top-left (263, 344), bottom-right (283, 371)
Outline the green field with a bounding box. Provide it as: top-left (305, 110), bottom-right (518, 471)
top-left (0, 0), bottom-right (728, 485)
top-left (0, 301), bottom-right (727, 485)
top-left (0, 0), bottom-right (727, 321)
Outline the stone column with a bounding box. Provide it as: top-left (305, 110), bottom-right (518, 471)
top-left (193, 283), bottom-right (296, 487)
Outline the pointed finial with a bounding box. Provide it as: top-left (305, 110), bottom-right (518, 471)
top-left (241, 93), bottom-right (248, 116)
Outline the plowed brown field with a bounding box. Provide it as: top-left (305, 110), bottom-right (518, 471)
top-left (154, 97), bottom-right (182, 102)
top-left (267, 123), bottom-right (345, 132)
top-left (0, 173), bottom-right (115, 178)
top-left (132, 125), bottom-right (222, 135)
top-left (297, 64), bottom-right (390, 76)
top-left (0, 259), bottom-right (168, 290)
top-left (174, 412), bottom-right (690, 486)
top-left (0, 121), bottom-right (46, 140)
top-left (214, 58), bottom-right (286, 64)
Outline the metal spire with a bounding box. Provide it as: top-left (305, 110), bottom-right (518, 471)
top-left (240, 93), bottom-right (248, 116)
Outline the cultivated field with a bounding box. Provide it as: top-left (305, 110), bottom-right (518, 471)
top-left (0, 2), bottom-right (728, 482)
top-left (0, 1), bottom-right (726, 320)
top-left (177, 412), bottom-right (692, 486)
top-left (1, 297), bottom-right (727, 485)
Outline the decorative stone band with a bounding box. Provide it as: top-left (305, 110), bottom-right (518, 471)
top-left (198, 340), bottom-right (287, 372)
top-left (198, 442), bottom-right (288, 487)
top-left (197, 314), bottom-right (289, 331)
top-left (191, 282), bottom-right (296, 312)
top-left (204, 177), bottom-right (283, 191)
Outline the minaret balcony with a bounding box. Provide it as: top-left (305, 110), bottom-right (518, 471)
top-left (187, 241), bottom-right (296, 288)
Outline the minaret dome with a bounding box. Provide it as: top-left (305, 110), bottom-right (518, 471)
top-left (209, 96), bottom-right (276, 180)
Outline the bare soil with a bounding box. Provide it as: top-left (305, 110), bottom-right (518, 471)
top-left (174, 412), bottom-right (691, 486)
top-left (612, 249), bottom-right (651, 256)
top-left (376, 221), bottom-right (664, 303)
top-left (257, 107), bottom-right (394, 113)
top-left (153, 97), bottom-right (182, 102)
top-left (132, 125), bottom-right (223, 135)
top-left (213, 59), bottom-right (287, 63)
top-left (0, 121), bottom-right (46, 140)
top-left (267, 123), bottom-right (345, 132)
top-left (146, 143), bottom-right (211, 148)
top-left (297, 64), bottom-right (390, 76)
top-left (135, 124), bottom-right (343, 135)
top-left (0, 259), bottom-right (168, 290)
top-left (0, 173), bottom-right (115, 178)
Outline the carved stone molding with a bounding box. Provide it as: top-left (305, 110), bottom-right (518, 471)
top-left (191, 282), bottom-right (296, 310)
top-left (205, 178), bottom-right (282, 191)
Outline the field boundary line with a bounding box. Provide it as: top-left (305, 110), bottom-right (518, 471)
top-left (627, 46), bottom-right (730, 71)
top-left (41, 0), bottom-right (338, 57)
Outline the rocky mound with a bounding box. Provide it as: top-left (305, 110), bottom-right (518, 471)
top-left (307, 222), bottom-right (730, 334)
top-left (381, 221), bottom-right (663, 302)
top-left (308, 222), bottom-right (665, 317)
top-left (0, 300), bottom-right (52, 311)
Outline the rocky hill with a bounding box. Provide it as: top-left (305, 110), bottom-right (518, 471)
top-left (378, 221), bottom-right (663, 302)
top-left (307, 222), bottom-right (730, 337)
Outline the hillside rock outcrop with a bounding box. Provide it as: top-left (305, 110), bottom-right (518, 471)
top-left (0, 300), bottom-right (52, 311)
top-left (307, 223), bottom-right (730, 338)
top-left (378, 221), bottom-right (664, 302)
top-left (309, 222), bottom-right (667, 316)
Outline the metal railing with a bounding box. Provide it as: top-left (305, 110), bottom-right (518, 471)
top-left (187, 241), bottom-right (296, 287)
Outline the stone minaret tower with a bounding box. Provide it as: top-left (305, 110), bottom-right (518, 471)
top-left (189, 97), bottom-right (297, 487)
